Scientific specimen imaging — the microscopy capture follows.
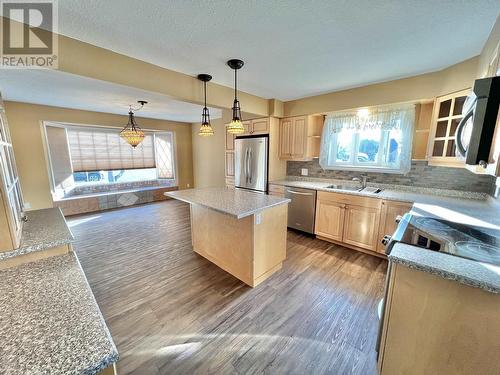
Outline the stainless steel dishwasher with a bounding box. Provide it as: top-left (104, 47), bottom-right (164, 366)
top-left (285, 186), bottom-right (317, 234)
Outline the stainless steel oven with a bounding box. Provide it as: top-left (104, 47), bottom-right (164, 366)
top-left (285, 187), bottom-right (317, 234)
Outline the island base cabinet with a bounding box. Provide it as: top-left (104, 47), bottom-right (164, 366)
top-left (378, 263), bottom-right (500, 375)
top-left (190, 204), bottom-right (287, 287)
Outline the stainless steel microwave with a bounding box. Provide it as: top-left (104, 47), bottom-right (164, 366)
top-left (455, 76), bottom-right (500, 167)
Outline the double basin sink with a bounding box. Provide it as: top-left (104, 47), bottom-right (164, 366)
top-left (325, 184), bottom-right (382, 194)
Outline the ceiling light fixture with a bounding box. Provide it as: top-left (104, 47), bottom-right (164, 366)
top-left (197, 74), bottom-right (214, 136)
top-left (120, 100), bottom-right (148, 147)
top-left (226, 59), bottom-right (245, 134)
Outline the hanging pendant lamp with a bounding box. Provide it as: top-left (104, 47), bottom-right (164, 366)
top-left (197, 74), bottom-right (214, 136)
top-left (226, 59), bottom-right (245, 134)
top-left (120, 100), bottom-right (147, 147)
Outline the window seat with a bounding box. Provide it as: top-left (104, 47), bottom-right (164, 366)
top-left (53, 185), bottom-right (178, 216)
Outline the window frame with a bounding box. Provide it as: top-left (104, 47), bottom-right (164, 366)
top-left (42, 122), bottom-right (178, 192)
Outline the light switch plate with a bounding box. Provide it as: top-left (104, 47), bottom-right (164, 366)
top-left (301, 168), bottom-right (308, 176)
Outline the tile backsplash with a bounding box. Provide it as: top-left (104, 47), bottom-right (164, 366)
top-left (286, 160), bottom-right (495, 194)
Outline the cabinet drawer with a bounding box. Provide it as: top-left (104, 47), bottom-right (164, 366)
top-left (225, 177), bottom-right (235, 188)
top-left (268, 184), bottom-right (285, 194)
top-left (317, 190), bottom-right (381, 209)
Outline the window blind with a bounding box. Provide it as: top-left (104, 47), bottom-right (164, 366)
top-left (67, 127), bottom-right (156, 172)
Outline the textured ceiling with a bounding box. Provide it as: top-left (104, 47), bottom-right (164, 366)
top-left (0, 70), bottom-right (222, 123)
top-left (56, 0), bottom-right (500, 100)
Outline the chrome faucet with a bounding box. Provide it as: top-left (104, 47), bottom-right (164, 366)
top-left (352, 175), bottom-right (368, 189)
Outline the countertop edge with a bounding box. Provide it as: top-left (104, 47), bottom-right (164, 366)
top-left (164, 191), bottom-right (291, 219)
top-left (72, 253), bottom-right (120, 374)
top-left (388, 243), bottom-right (500, 295)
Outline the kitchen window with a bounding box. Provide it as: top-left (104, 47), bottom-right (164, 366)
top-left (319, 104), bottom-right (415, 173)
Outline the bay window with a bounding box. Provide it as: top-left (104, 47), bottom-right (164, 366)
top-left (319, 105), bottom-right (415, 174)
top-left (44, 123), bottom-right (177, 192)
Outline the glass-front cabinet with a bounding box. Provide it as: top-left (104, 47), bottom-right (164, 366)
top-left (427, 89), bottom-right (470, 167)
top-left (0, 95), bottom-right (24, 252)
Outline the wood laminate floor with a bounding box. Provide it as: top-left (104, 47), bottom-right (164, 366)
top-left (68, 200), bottom-right (387, 375)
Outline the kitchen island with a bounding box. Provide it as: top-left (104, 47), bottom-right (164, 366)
top-left (165, 188), bottom-right (290, 287)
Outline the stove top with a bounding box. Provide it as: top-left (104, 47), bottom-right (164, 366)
top-left (400, 215), bottom-right (500, 267)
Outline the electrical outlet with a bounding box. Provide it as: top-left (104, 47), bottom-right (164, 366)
top-left (301, 168), bottom-right (308, 176)
top-left (187, 183), bottom-right (190, 188)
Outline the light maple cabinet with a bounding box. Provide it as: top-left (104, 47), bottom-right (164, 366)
top-left (0, 96), bottom-right (24, 252)
top-left (315, 191), bottom-right (381, 252)
top-left (427, 89), bottom-right (470, 167)
top-left (268, 183), bottom-right (285, 198)
top-left (377, 200), bottom-right (413, 253)
top-left (315, 197), bottom-right (345, 242)
top-left (225, 152), bottom-right (234, 177)
top-left (343, 205), bottom-right (380, 251)
top-left (279, 115), bottom-right (324, 160)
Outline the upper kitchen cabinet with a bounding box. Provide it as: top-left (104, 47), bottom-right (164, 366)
top-left (427, 89), bottom-right (470, 167)
top-left (279, 115), bottom-right (324, 161)
top-left (0, 97), bottom-right (24, 252)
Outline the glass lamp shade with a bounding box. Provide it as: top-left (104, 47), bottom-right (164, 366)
top-left (199, 122), bottom-right (214, 136)
top-left (227, 119), bottom-right (245, 134)
top-left (120, 127), bottom-right (145, 147)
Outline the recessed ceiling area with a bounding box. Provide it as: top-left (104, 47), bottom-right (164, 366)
top-left (0, 70), bottom-right (222, 123)
top-left (57, 0), bottom-right (499, 100)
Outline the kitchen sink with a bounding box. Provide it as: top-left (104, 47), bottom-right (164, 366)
top-left (325, 184), bottom-right (363, 192)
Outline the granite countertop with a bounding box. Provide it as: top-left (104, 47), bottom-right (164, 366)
top-left (165, 187), bottom-right (290, 219)
top-left (0, 207), bottom-right (74, 262)
top-left (389, 243), bottom-right (500, 294)
top-left (0, 252), bottom-right (118, 374)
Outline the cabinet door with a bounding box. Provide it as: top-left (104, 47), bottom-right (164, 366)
top-left (343, 204), bottom-right (380, 251)
top-left (251, 118), bottom-right (269, 135)
top-left (427, 89), bottom-right (470, 167)
top-left (377, 200), bottom-right (413, 253)
top-left (315, 199), bottom-right (345, 241)
top-left (242, 121), bottom-right (252, 136)
top-left (292, 116), bottom-right (307, 158)
top-left (279, 119), bottom-right (293, 158)
top-left (225, 152), bottom-right (234, 177)
top-left (225, 130), bottom-right (235, 151)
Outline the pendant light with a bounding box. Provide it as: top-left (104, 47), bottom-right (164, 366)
top-left (120, 100), bottom-right (148, 147)
top-left (197, 74), bottom-right (214, 136)
top-left (226, 59), bottom-right (245, 134)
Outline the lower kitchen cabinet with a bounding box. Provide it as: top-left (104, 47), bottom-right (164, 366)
top-left (314, 191), bottom-right (383, 255)
top-left (268, 183), bottom-right (285, 197)
top-left (377, 200), bottom-right (413, 253)
top-left (315, 198), bottom-right (345, 242)
top-left (343, 204), bottom-right (380, 251)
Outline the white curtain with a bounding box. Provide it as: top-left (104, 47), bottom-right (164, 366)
top-left (319, 104), bottom-right (415, 174)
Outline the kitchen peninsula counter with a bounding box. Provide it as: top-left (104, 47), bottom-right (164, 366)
top-left (165, 188), bottom-right (290, 287)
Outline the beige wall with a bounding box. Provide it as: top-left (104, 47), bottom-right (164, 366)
top-left (4, 101), bottom-right (193, 210)
top-left (283, 57), bottom-right (479, 117)
top-left (191, 110), bottom-right (232, 188)
top-left (477, 16), bottom-right (500, 78)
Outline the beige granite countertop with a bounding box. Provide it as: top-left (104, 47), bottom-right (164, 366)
top-left (165, 187), bottom-right (290, 219)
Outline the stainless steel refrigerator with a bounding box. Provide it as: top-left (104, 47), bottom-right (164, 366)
top-left (234, 136), bottom-right (268, 193)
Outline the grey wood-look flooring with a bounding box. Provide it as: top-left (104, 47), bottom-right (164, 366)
top-left (68, 200), bottom-right (387, 375)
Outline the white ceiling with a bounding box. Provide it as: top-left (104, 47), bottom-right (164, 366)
top-left (56, 0), bottom-right (500, 101)
top-left (0, 69), bottom-right (222, 123)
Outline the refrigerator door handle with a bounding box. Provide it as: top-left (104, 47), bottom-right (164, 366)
top-left (244, 148), bottom-right (249, 183)
top-left (248, 148), bottom-right (253, 183)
